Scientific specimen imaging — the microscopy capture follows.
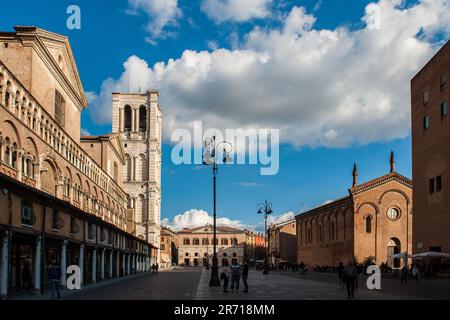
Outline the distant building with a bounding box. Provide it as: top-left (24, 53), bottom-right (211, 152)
top-left (411, 41), bottom-right (450, 260)
top-left (177, 225), bottom-right (246, 267)
top-left (268, 219), bottom-right (297, 267)
top-left (160, 227), bottom-right (178, 267)
top-left (295, 155), bottom-right (412, 268)
top-left (243, 229), bottom-right (266, 262)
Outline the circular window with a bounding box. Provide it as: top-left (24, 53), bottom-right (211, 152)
top-left (387, 207), bottom-right (400, 220)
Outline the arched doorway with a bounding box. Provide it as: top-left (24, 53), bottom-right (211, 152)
top-left (387, 238), bottom-right (401, 268)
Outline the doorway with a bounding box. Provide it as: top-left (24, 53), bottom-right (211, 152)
top-left (387, 238), bottom-right (401, 268)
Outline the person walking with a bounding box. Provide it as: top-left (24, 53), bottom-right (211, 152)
top-left (400, 265), bottom-right (409, 284)
top-left (344, 261), bottom-right (357, 298)
top-left (242, 260), bottom-right (249, 293)
top-left (230, 260), bottom-right (241, 291)
top-left (48, 260), bottom-right (62, 300)
top-left (220, 261), bottom-right (230, 293)
top-left (412, 264), bottom-right (420, 282)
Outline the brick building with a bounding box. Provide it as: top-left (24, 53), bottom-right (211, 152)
top-left (411, 41), bottom-right (450, 258)
top-left (296, 155), bottom-right (412, 268)
top-left (268, 219), bottom-right (297, 267)
top-left (160, 227), bottom-right (178, 268)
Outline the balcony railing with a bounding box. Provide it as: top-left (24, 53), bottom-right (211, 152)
top-left (0, 61), bottom-right (128, 230)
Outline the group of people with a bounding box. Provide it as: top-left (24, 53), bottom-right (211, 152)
top-left (151, 263), bottom-right (159, 273)
top-left (220, 260), bottom-right (249, 293)
top-left (401, 264), bottom-right (421, 284)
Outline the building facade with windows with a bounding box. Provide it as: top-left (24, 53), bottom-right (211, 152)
top-left (268, 219), bottom-right (297, 267)
top-left (160, 227), bottom-right (178, 268)
top-left (177, 225), bottom-right (246, 267)
top-left (243, 229), bottom-right (266, 262)
top-left (295, 155), bottom-right (412, 268)
top-left (0, 26), bottom-right (154, 299)
top-left (111, 91), bottom-right (162, 263)
top-left (411, 41), bottom-right (450, 258)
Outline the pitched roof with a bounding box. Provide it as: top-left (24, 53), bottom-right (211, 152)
top-left (349, 171), bottom-right (412, 195)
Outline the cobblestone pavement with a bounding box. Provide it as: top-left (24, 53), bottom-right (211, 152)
top-left (195, 268), bottom-right (449, 300)
top-left (67, 267), bottom-right (201, 300)
top-left (12, 267), bottom-right (450, 300)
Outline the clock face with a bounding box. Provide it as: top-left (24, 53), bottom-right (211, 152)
top-left (387, 208), bottom-right (400, 220)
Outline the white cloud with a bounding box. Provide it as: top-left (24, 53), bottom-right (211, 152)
top-left (237, 182), bottom-right (265, 187)
top-left (88, 0), bottom-right (450, 148)
top-left (80, 128), bottom-right (91, 136)
top-left (127, 0), bottom-right (181, 44)
top-left (267, 211), bottom-right (296, 225)
top-left (162, 209), bottom-right (252, 230)
top-left (201, 0), bottom-right (272, 23)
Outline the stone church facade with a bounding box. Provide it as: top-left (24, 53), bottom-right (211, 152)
top-left (296, 154), bottom-right (413, 268)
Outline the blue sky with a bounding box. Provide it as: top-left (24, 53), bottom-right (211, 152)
top-left (1, 0), bottom-right (448, 231)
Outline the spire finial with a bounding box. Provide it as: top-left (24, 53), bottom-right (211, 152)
top-left (390, 150), bottom-right (395, 173)
top-left (352, 162), bottom-right (358, 187)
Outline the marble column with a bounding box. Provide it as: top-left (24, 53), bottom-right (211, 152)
top-left (119, 108), bottom-right (124, 132)
top-left (91, 248), bottom-right (97, 283)
top-left (16, 149), bottom-right (24, 182)
top-left (0, 231), bottom-right (10, 298)
top-left (109, 250), bottom-right (113, 278)
top-left (131, 109), bottom-right (135, 133)
top-left (79, 244), bottom-right (84, 286)
top-left (60, 240), bottom-right (67, 288)
top-left (127, 253), bottom-right (131, 275)
top-left (100, 249), bottom-right (105, 280)
top-left (34, 236), bottom-right (42, 292)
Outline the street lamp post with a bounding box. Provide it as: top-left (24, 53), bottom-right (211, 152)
top-left (257, 200), bottom-right (273, 274)
top-left (203, 135), bottom-right (233, 287)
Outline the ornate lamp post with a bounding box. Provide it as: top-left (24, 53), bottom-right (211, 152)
top-left (257, 200), bottom-right (273, 274)
top-left (203, 135), bottom-right (232, 286)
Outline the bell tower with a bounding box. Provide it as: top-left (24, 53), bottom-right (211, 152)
top-left (112, 90), bottom-right (162, 263)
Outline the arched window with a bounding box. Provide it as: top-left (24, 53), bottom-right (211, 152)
top-left (5, 81), bottom-right (11, 107)
top-left (193, 238), bottom-right (200, 245)
top-left (11, 143), bottom-right (17, 168)
top-left (54, 90), bottom-right (65, 128)
top-left (183, 238), bottom-right (190, 245)
top-left (365, 216), bottom-right (372, 233)
top-left (124, 105), bottom-right (132, 132)
top-left (202, 238), bottom-right (209, 245)
top-left (318, 225), bottom-right (323, 242)
top-left (139, 154), bottom-right (147, 181)
top-left (221, 238), bottom-right (228, 246)
top-left (4, 138), bottom-right (11, 166)
top-left (124, 154), bottom-right (131, 181)
top-left (139, 105), bottom-right (147, 131)
top-left (113, 162), bottom-right (118, 182)
top-left (331, 222), bottom-right (335, 240)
